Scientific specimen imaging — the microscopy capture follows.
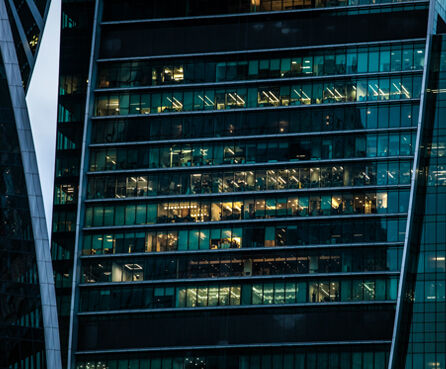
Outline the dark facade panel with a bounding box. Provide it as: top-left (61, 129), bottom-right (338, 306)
top-left (100, 6), bottom-right (428, 59)
top-left (77, 305), bottom-right (395, 351)
top-left (101, 0), bottom-right (419, 21)
top-left (76, 345), bottom-right (391, 369)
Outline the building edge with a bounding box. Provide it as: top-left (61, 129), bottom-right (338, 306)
top-left (0, 0), bottom-right (62, 368)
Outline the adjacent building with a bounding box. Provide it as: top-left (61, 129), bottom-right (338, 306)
top-left (0, 0), bottom-right (61, 368)
top-left (51, 0), bottom-right (446, 368)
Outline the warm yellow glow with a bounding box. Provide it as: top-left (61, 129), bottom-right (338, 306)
top-left (29, 34), bottom-right (39, 48)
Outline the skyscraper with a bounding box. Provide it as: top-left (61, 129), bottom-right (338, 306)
top-left (0, 0), bottom-right (61, 368)
top-left (51, 0), bottom-right (446, 368)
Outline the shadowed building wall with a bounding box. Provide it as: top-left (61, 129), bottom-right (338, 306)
top-left (0, 0), bottom-right (61, 367)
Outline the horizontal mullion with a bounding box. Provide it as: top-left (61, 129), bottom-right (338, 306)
top-left (82, 212), bottom-right (407, 232)
top-left (96, 38), bottom-right (426, 63)
top-left (90, 98), bottom-right (421, 120)
top-left (74, 339), bottom-right (393, 355)
top-left (76, 300), bottom-right (396, 317)
top-left (79, 270), bottom-right (400, 288)
top-left (94, 70), bottom-right (422, 94)
top-left (89, 127), bottom-right (417, 148)
top-left (80, 241), bottom-right (404, 260)
top-left (86, 155), bottom-right (414, 176)
top-left (84, 184), bottom-right (410, 204)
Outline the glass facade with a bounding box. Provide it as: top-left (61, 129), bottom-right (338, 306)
top-left (76, 347), bottom-right (391, 369)
top-left (96, 42), bottom-right (425, 88)
top-left (0, 0), bottom-right (61, 367)
top-left (5, 0), bottom-right (48, 86)
top-left (86, 160), bottom-right (412, 200)
top-left (51, 0), bottom-right (96, 367)
top-left (94, 75), bottom-right (422, 116)
top-left (390, 34), bottom-right (446, 368)
top-left (51, 0), bottom-right (446, 368)
top-left (0, 44), bottom-right (46, 369)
